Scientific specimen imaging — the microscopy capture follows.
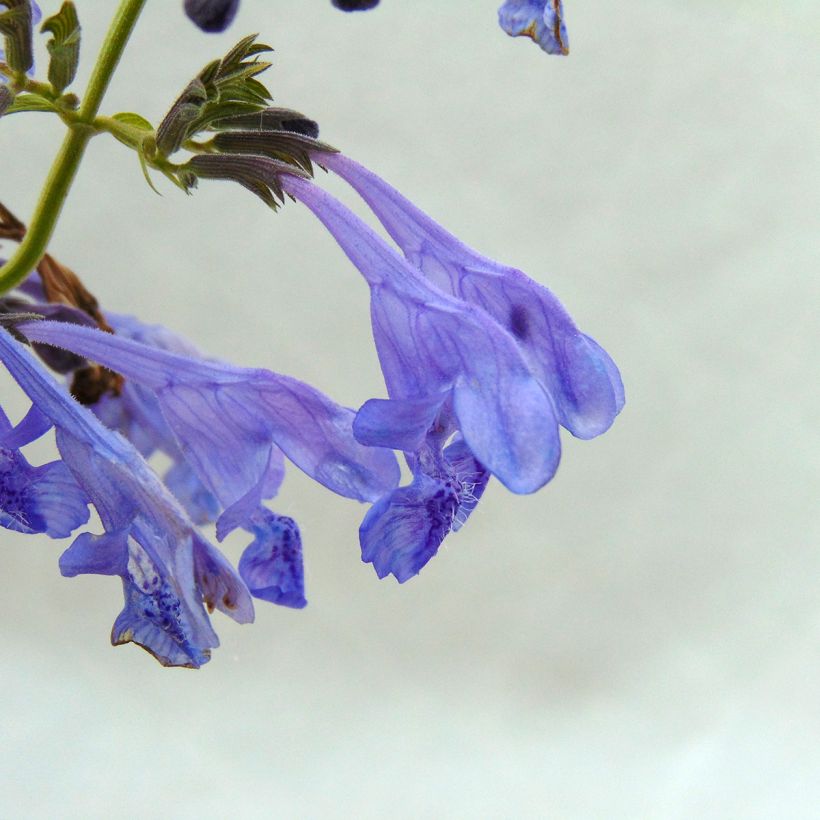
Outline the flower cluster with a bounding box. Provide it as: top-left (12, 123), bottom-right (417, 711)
top-left (1, 1), bottom-right (611, 668)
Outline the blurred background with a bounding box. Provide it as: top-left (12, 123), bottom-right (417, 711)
top-left (1, 1), bottom-right (818, 817)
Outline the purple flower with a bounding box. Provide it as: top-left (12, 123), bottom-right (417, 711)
top-left (0, 403), bottom-right (89, 538)
top-left (277, 172), bottom-right (560, 581)
top-left (183, 0), bottom-right (239, 32)
top-left (498, 0), bottom-right (569, 55)
top-left (19, 318), bottom-right (401, 601)
top-left (319, 152), bottom-right (624, 441)
top-left (0, 324), bottom-right (253, 667)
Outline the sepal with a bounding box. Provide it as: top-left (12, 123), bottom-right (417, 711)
top-left (238, 511), bottom-right (306, 608)
top-left (41, 1), bottom-right (80, 94)
top-left (0, 0), bottom-right (36, 74)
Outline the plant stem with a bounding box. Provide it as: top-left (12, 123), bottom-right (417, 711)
top-left (0, 0), bottom-right (147, 295)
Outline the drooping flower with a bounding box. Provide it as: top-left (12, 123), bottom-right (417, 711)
top-left (183, 0), bottom-right (239, 32)
top-left (317, 151), bottom-right (624, 441)
top-left (19, 317), bottom-right (401, 601)
top-left (276, 172), bottom-right (561, 580)
top-left (0, 323), bottom-right (253, 667)
top-left (497, 0), bottom-right (569, 55)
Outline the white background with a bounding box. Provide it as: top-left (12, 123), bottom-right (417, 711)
top-left (1, 1), bottom-right (818, 817)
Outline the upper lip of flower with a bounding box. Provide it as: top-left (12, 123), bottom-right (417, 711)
top-left (313, 151), bottom-right (624, 441)
top-left (278, 170), bottom-right (563, 497)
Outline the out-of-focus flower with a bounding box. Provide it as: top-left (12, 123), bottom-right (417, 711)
top-left (278, 172), bottom-right (561, 581)
top-left (0, 323), bottom-right (253, 667)
top-left (318, 152), bottom-right (624, 440)
top-left (498, 0), bottom-right (569, 55)
top-left (183, 0), bottom-right (239, 33)
top-left (20, 318), bottom-right (401, 600)
top-left (332, 0), bottom-right (380, 11)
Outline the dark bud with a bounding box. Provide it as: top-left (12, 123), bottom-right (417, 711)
top-left (41, 1), bottom-right (81, 95)
top-left (184, 0), bottom-right (240, 33)
top-left (213, 106), bottom-right (320, 139)
top-left (184, 153), bottom-right (309, 209)
top-left (331, 0), bottom-right (380, 10)
top-left (156, 78), bottom-right (208, 157)
top-left (0, 85), bottom-right (13, 117)
top-left (0, 0), bottom-right (36, 73)
top-left (211, 129), bottom-right (337, 175)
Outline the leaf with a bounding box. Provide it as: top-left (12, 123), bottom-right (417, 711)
top-left (108, 111), bottom-right (155, 149)
top-left (3, 92), bottom-right (57, 113)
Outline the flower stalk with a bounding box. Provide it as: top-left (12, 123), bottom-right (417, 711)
top-left (0, 0), bottom-right (146, 296)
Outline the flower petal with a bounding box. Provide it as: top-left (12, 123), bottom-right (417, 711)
top-left (359, 473), bottom-right (459, 582)
top-left (497, 0), bottom-right (569, 55)
top-left (59, 528), bottom-right (129, 577)
top-left (18, 321), bottom-right (401, 508)
top-left (238, 511), bottom-right (306, 608)
top-left (353, 393), bottom-right (448, 451)
top-left (193, 533), bottom-right (254, 623)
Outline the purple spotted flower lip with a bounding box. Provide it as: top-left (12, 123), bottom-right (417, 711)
top-left (277, 171), bottom-right (565, 581)
top-left (498, 0), bottom-right (569, 55)
top-left (0, 324), bottom-right (253, 668)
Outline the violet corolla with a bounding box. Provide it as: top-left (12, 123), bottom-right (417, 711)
top-left (317, 152), bottom-right (624, 441)
top-left (498, 0), bottom-right (569, 55)
top-left (0, 322), bottom-right (252, 667)
top-left (19, 317), bottom-right (401, 602)
top-left (277, 172), bottom-right (563, 582)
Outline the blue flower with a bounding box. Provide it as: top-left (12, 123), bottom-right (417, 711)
top-left (498, 0), bottom-right (569, 55)
top-left (183, 0), bottom-right (239, 32)
top-left (20, 317), bottom-right (401, 602)
top-left (0, 403), bottom-right (89, 538)
top-left (319, 152), bottom-right (624, 441)
top-left (0, 324), bottom-right (253, 667)
top-left (277, 172), bottom-right (561, 580)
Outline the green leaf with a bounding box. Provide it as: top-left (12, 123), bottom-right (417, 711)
top-left (3, 91), bottom-right (58, 113)
top-left (108, 111), bottom-right (155, 149)
top-left (41, 2), bottom-right (81, 94)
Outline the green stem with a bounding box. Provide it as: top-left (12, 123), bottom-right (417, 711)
top-left (0, 0), bottom-right (147, 295)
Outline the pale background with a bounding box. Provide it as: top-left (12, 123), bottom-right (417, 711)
top-left (0, 1), bottom-right (818, 817)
